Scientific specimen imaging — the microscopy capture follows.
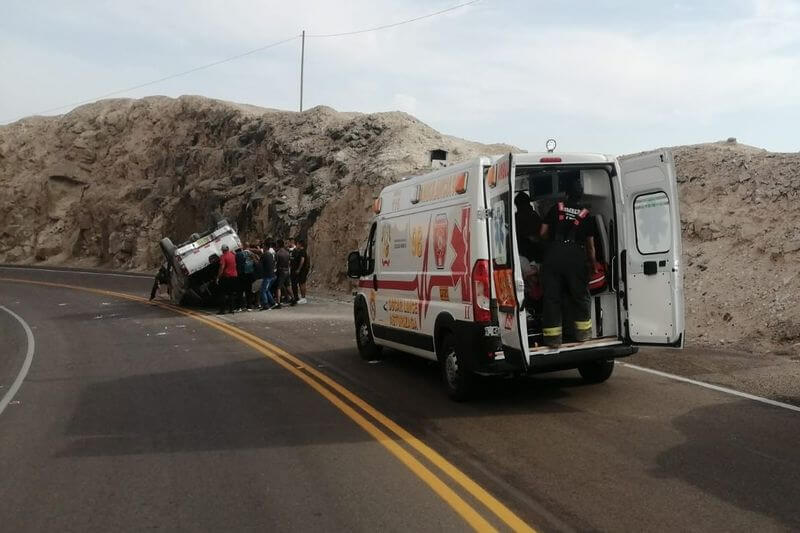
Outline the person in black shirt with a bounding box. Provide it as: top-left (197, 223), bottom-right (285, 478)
top-left (291, 239), bottom-right (310, 304)
top-left (514, 191), bottom-right (543, 263)
top-left (538, 177), bottom-right (599, 347)
top-left (149, 263), bottom-right (171, 301)
top-left (274, 239), bottom-right (293, 308)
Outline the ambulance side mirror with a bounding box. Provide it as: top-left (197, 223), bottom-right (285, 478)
top-left (347, 251), bottom-right (363, 279)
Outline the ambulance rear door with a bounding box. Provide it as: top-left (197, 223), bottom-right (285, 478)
top-left (617, 150), bottom-right (685, 346)
top-left (484, 154), bottom-right (529, 358)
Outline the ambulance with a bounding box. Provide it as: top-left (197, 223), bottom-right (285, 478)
top-left (347, 149), bottom-right (684, 400)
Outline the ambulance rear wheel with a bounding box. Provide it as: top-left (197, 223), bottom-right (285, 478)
top-left (578, 359), bottom-right (615, 383)
top-left (439, 332), bottom-right (475, 401)
top-left (355, 311), bottom-right (382, 361)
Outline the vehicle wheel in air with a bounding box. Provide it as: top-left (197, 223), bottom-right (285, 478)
top-left (212, 212), bottom-right (228, 228)
top-left (355, 310), bottom-right (382, 361)
top-left (160, 238), bottom-right (176, 259)
top-left (578, 359), bottom-right (615, 384)
top-left (439, 332), bottom-right (475, 401)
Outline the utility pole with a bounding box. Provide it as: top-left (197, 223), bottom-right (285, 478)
top-left (299, 30), bottom-right (305, 112)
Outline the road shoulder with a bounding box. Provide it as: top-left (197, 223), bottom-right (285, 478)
top-left (635, 345), bottom-right (800, 406)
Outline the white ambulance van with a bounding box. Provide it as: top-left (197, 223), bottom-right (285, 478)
top-left (347, 150), bottom-right (684, 400)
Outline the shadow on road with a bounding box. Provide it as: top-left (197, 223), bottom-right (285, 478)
top-left (57, 344), bottom-right (599, 459)
top-left (300, 346), bottom-right (590, 421)
top-left (57, 358), bottom-right (376, 457)
top-left (653, 400), bottom-right (800, 529)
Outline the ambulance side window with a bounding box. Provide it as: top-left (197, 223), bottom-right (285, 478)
top-left (633, 192), bottom-right (671, 255)
top-left (363, 222), bottom-right (377, 274)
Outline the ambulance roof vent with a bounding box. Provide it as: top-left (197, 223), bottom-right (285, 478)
top-left (430, 149), bottom-right (448, 168)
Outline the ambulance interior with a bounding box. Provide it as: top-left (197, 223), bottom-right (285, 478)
top-left (513, 165), bottom-right (620, 353)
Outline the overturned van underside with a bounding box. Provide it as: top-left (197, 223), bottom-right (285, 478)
top-left (159, 217), bottom-right (242, 306)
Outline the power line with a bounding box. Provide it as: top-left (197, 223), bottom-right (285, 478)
top-left (308, 0), bottom-right (481, 38)
top-left (3, 34), bottom-right (300, 122)
top-left (2, 0), bottom-right (482, 123)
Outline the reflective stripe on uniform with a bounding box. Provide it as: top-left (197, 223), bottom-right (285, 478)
top-left (573, 208), bottom-right (590, 226)
top-left (574, 319), bottom-right (592, 331)
top-left (543, 326), bottom-right (563, 337)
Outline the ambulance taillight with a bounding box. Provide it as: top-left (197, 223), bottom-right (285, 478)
top-left (471, 259), bottom-right (491, 324)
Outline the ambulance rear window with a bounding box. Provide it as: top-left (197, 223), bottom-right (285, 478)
top-left (633, 192), bottom-right (671, 254)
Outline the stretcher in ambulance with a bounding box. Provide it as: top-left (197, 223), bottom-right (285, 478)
top-left (347, 150), bottom-right (684, 400)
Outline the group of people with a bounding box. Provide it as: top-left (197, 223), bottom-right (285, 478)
top-left (515, 177), bottom-right (601, 348)
top-left (216, 237), bottom-right (311, 315)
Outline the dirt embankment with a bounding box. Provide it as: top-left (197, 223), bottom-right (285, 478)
top-left (674, 142), bottom-right (800, 353)
top-left (1, 97), bottom-right (799, 354)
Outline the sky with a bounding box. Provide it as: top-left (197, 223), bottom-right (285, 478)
top-left (1, 0), bottom-right (799, 154)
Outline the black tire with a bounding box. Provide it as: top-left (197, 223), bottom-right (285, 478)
top-left (578, 359), bottom-right (615, 384)
top-left (439, 332), bottom-right (475, 401)
top-left (160, 238), bottom-right (176, 260)
top-left (355, 310), bottom-right (382, 361)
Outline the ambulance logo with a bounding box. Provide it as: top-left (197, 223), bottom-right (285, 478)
top-left (411, 226), bottom-right (424, 258)
top-left (368, 289), bottom-right (377, 319)
top-left (381, 223), bottom-right (391, 267)
top-left (433, 214), bottom-right (448, 270)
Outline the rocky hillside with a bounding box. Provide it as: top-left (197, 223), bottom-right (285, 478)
top-left (675, 142), bottom-right (800, 353)
top-left (0, 95), bottom-right (514, 290)
top-left (1, 96), bottom-right (798, 353)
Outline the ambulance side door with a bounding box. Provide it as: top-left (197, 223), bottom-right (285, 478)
top-left (484, 154), bottom-right (529, 355)
top-left (360, 221), bottom-right (380, 327)
top-left (617, 150), bottom-right (685, 346)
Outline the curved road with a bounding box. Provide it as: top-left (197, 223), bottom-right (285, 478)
top-left (1, 267), bottom-right (798, 532)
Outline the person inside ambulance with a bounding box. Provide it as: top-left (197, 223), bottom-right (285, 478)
top-left (538, 176), bottom-right (600, 348)
top-left (514, 191), bottom-right (544, 310)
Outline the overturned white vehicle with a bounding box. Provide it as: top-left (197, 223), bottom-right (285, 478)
top-left (159, 215), bottom-right (242, 305)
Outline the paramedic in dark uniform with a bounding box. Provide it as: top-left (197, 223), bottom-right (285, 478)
top-left (539, 177), bottom-right (600, 347)
top-left (514, 191), bottom-right (543, 263)
top-left (515, 192), bottom-right (544, 312)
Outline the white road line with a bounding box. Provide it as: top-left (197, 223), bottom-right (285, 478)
top-left (0, 266), bottom-right (147, 279)
top-left (620, 362), bottom-right (800, 413)
top-left (0, 306), bottom-right (35, 417)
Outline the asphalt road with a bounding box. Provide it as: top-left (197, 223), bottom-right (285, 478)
top-left (1, 266), bottom-right (799, 532)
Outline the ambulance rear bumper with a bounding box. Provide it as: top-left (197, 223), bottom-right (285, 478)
top-left (526, 344), bottom-right (637, 374)
top-left (473, 343), bottom-right (637, 375)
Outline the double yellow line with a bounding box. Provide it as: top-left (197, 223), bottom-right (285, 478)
top-left (1, 277), bottom-right (536, 532)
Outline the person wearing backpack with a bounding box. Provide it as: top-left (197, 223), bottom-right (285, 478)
top-left (234, 247), bottom-right (255, 310)
top-left (249, 245), bottom-right (264, 305)
top-left (259, 242), bottom-right (277, 310)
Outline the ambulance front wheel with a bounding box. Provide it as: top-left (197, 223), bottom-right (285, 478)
top-left (355, 311), bottom-right (382, 361)
top-left (439, 332), bottom-right (475, 401)
top-left (578, 359), bottom-right (615, 383)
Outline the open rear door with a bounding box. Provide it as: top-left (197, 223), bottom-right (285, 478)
top-left (618, 150), bottom-right (684, 346)
top-left (484, 154), bottom-right (529, 357)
